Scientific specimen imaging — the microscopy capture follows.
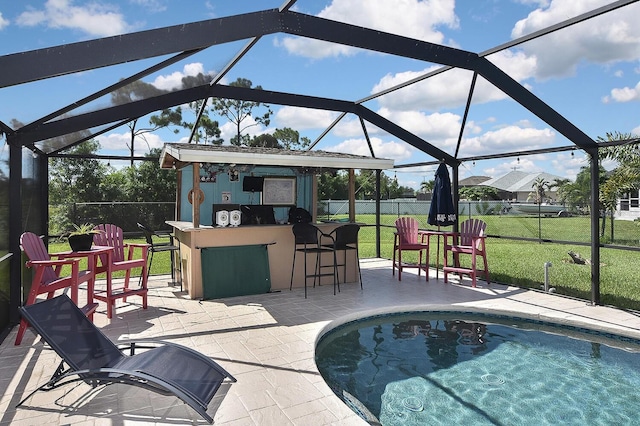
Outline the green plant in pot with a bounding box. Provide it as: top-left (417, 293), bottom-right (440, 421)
top-left (68, 223), bottom-right (101, 252)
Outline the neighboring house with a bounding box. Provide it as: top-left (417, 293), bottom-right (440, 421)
top-left (459, 176), bottom-right (492, 188)
top-left (616, 189), bottom-right (640, 220)
top-left (479, 171), bottom-right (565, 202)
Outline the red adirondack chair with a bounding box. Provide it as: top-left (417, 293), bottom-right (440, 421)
top-left (15, 232), bottom-right (97, 345)
top-left (92, 224), bottom-right (149, 318)
top-left (393, 217), bottom-right (430, 281)
top-left (443, 218), bottom-right (490, 287)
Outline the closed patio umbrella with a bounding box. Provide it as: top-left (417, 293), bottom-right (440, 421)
top-left (428, 163), bottom-right (457, 227)
top-left (428, 163), bottom-right (457, 278)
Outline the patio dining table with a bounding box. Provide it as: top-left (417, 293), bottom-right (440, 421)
top-left (422, 230), bottom-right (456, 280)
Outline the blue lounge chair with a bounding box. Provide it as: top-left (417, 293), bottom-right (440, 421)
top-left (17, 294), bottom-right (236, 423)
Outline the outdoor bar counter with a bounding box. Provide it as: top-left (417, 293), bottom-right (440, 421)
top-left (168, 220), bottom-right (357, 300)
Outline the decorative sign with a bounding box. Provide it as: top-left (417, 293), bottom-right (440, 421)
top-left (262, 177), bottom-right (296, 206)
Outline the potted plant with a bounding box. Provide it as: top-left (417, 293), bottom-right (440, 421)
top-left (68, 223), bottom-right (101, 252)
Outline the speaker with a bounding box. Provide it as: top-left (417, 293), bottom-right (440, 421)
top-left (215, 210), bottom-right (229, 227)
top-left (229, 210), bottom-right (242, 227)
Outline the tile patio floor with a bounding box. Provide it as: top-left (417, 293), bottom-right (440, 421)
top-left (2, 259), bottom-right (640, 425)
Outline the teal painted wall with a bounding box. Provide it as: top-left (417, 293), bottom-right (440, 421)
top-left (180, 165), bottom-right (313, 225)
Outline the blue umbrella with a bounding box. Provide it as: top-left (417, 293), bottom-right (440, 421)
top-left (428, 163), bottom-right (456, 227)
top-left (428, 163), bottom-right (457, 279)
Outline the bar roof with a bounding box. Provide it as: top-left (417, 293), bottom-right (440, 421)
top-left (160, 143), bottom-right (394, 171)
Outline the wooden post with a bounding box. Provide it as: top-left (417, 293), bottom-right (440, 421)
top-left (192, 162), bottom-right (201, 228)
top-left (175, 169), bottom-right (182, 221)
top-left (348, 169), bottom-right (356, 222)
top-left (312, 174), bottom-right (318, 222)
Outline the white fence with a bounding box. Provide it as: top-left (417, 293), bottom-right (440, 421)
top-left (318, 199), bottom-right (508, 218)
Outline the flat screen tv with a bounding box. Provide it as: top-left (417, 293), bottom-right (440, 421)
top-left (243, 176), bottom-right (264, 192)
top-left (241, 204), bottom-right (276, 225)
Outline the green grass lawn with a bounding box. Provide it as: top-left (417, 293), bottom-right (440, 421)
top-left (352, 214), bottom-right (640, 312)
top-left (49, 237), bottom-right (174, 280)
top-left (48, 215), bottom-right (640, 311)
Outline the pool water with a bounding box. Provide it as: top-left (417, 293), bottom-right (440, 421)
top-left (315, 312), bottom-right (640, 425)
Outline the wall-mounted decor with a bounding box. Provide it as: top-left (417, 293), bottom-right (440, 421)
top-left (200, 163), bottom-right (217, 182)
top-left (262, 177), bottom-right (296, 206)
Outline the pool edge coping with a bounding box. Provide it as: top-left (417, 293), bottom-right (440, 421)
top-left (314, 304), bottom-right (640, 348)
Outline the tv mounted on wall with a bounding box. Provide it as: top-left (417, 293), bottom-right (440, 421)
top-left (242, 176), bottom-right (264, 192)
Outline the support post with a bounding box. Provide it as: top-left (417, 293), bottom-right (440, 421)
top-left (375, 170), bottom-right (381, 258)
top-left (589, 149), bottom-right (601, 305)
top-left (348, 169), bottom-right (355, 223)
top-left (9, 142), bottom-right (22, 325)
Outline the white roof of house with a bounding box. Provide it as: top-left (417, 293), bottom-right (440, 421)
top-left (480, 171), bottom-right (564, 192)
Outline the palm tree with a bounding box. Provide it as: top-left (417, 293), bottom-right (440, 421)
top-left (420, 179), bottom-right (435, 193)
top-left (551, 178), bottom-right (571, 205)
top-left (598, 131), bottom-right (640, 212)
top-left (527, 177), bottom-right (550, 204)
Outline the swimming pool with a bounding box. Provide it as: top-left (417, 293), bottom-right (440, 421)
top-left (315, 310), bottom-right (640, 425)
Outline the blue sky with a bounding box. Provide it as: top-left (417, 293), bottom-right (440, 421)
top-left (1, 0), bottom-right (639, 190)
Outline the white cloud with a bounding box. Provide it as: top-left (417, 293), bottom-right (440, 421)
top-left (274, 107), bottom-right (385, 140)
top-left (483, 157), bottom-right (542, 177)
top-left (377, 108), bottom-right (461, 144)
top-left (460, 125), bottom-right (556, 156)
top-left (276, 0), bottom-right (458, 59)
top-left (511, 0), bottom-right (640, 80)
top-left (372, 50), bottom-right (536, 112)
top-left (324, 137), bottom-right (414, 162)
top-left (0, 12), bottom-right (9, 30)
top-left (274, 106), bottom-right (339, 129)
top-left (486, 49), bottom-right (538, 83)
top-left (332, 117), bottom-right (370, 138)
top-left (97, 131), bottom-right (165, 155)
top-left (275, 38), bottom-right (357, 60)
top-left (16, 0), bottom-right (132, 37)
top-left (219, 116), bottom-right (268, 143)
top-left (151, 63), bottom-right (207, 91)
top-left (373, 67), bottom-right (475, 111)
top-left (632, 124), bottom-right (640, 136)
top-left (602, 81), bottom-right (640, 103)
top-left (550, 151), bottom-right (587, 180)
top-left (514, 0), bottom-right (550, 6)
top-left (130, 0), bottom-right (167, 13)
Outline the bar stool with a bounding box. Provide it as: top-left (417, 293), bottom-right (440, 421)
top-left (137, 222), bottom-right (182, 289)
top-left (290, 223), bottom-right (339, 298)
top-left (323, 223), bottom-right (362, 288)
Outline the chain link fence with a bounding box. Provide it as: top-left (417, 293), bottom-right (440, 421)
top-left (319, 199), bottom-right (640, 246)
top-left (58, 199), bottom-right (640, 246)
top-left (319, 199), bottom-right (640, 310)
top-left (50, 202), bottom-right (176, 237)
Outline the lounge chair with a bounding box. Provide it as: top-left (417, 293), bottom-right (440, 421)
top-left (16, 294), bottom-right (236, 423)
